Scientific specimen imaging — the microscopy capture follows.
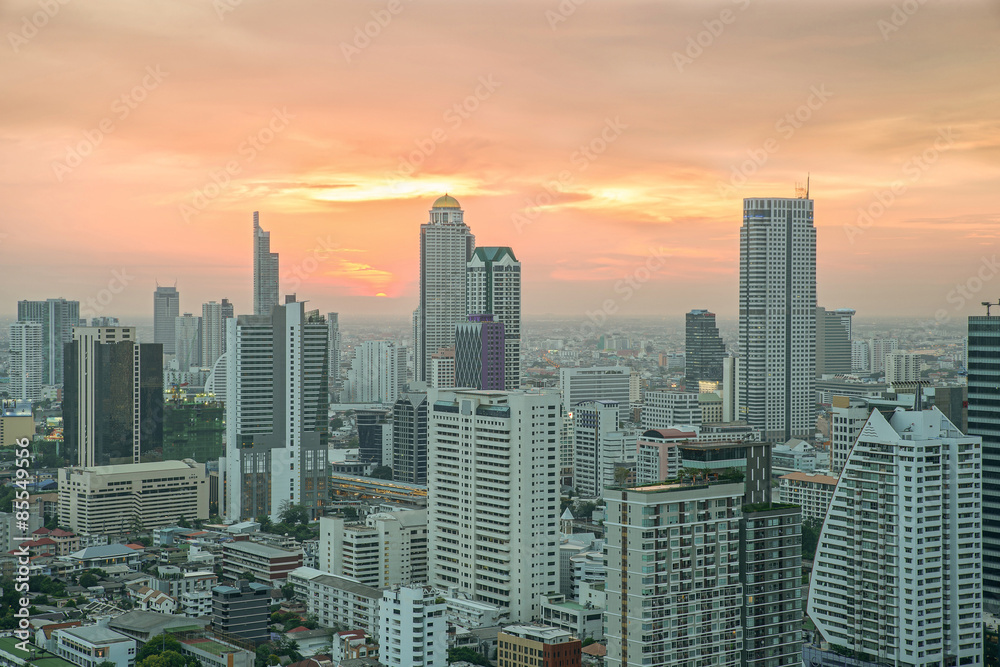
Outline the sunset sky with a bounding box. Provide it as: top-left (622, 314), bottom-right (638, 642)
top-left (3, 0), bottom-right (999, 323)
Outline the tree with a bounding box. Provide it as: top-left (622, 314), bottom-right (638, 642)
top-left (331, 417), bottom-right (344, 430)
top-left (138, 651), bottom-right (186, 667)
top-left (137, 635), bottom-right (183, 663)
top-left (447, 647), bottom-right (491, 666)
top-left (178, 516), bottom-right (191, 528)
top-left (613, 466), bottom-right (631, 486)
top-left (256, 514), bottom-right (274, 533)
top-left (341, 506), bottom-right (358, 521)
top-left (576, 501), bottom-right (597, 518)
top-left (370, 465), bottom-right (393, 480)
top-left (98, 661), bottom-right (117, 667)
top-left (79, 572), bottom-right (99, 588)
top-left (801, 517), bottom-right (823, 561)
top-left (280, 583), bottom-right (296, 601)
top-left (279, 504), bottom-right (310, 526)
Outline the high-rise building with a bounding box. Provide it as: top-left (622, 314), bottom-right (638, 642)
top-left (429, 348), bottom-right (456, 389)
top-left (738, 196), bottom-right (816, 441)
top-left (560, 366), bottom-right (631, 423)
top-left (392, 392), bottom-right (427, 485)
top-left (869, 337), bottom-right (899, 374)
top-left (163, 400), bottom-right (225, 462)
top-left (427, 389), bottom-right (559, 622)
top-left (815, 306), bottom-right (851, 376)
top-left (721, 355), bottom-right (741, 422)
top-left (17, 298), bottom-right (80, 385)
top-left (685, 309), bottom-right (725, 384)
top-left (220, 298), bottom-right (235, 353)
top-left (212, 580), bottom-right (271, 642)
top-left (573, 400), bottom-right (620, 498)
top-left (356, 408), bottom-right (391, 465)
top-left (378, 586), bottom-right (448, 667)
top-left (969, 314), bottom-right (1000, 608)
top-left (174, 313), bottom-right (202, 370)
top-left (851, 339), bottom-right (870, 373)
top-left (467, 246), bottom-right (521, 390)
top-left (63, 327), bottom-right (163, 466)
top-left (201, 301), bottom-right (224, 368)
top-left (223, 297), bottom-right (329, 521)
top-left (327, 312), bottom-right (342, 395)
top-left (829, 395), bottom-right (871, 473)
top-left (455, 314), bottom-right (505, 390)
top-left (345, 340), bottom-right (405, 404)
top-left (321, 510), bottom-right (428, 587)
top-left (153, 285), bottom-right (180, 356)
top-left (833, 308), bottom-right (855, 340)
top-left (253, 211), bottom-right (279, 316)
top-left (808, 406), bottom-right (981, 665)
top-left (9, 321), bottom-right (43, 401)
top-left (641, 391), bottom-right (701, 430)
top-left (417, 195), bottom-right (475, 382)
top-left (885, 351), bottom-right (919, 384)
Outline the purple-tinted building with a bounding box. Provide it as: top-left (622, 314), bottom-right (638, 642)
top-left (455, 314), bottom-right (506, 390)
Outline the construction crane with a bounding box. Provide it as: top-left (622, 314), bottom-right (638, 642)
top-left (542, 351), bottom-right (561, 369)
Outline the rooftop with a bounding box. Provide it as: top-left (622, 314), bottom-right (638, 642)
top-left (224, 541), bottom-right (300, 558)
top-left (59, 625), bottom-right (132, 644)
top-left (66, 460), bottom-right (197, 475)
top-left (780, 471), bottom-right (838, 485)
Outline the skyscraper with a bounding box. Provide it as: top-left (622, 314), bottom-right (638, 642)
top-left (968, 313), bottom-right (1000, 607)
top-left (175, 313), bottom-right (202, 370)
top-left (572, 399), bottom-right (620, 498)
top-left (869, 337), bottom-right (898, 374)
top-left (467, 246), bottom-right (521, 389)
top-left (559, 366), bottom-right (631, 423)
top-left (684, 309), bottom-right (725, 384)
top-left (833, 307), bottom-right (855, 340)
top-left (345, 340), bottom-right (405, 404)
top-left (417, 195), bottom-right (474, 382)
top-left (253, 211), bottom-right (279, 316)
top-left (63, 326), bottom-right (163, 466)
top-left (202, 301), bottom-right (223, 368)
top-left (815, 306), bottom-right (851, 376)
top-left (808, 406), bottom-right (981, 665)
top-left (223, 296), bottom-right (328, 521)
top-left (17, 298), bottom-right (80, 385)
top-left (327, 312), bottom-right (342, 395)
top-left (392, 392), bottom-right (428, 485)
top-left (220, 298), bottom-right (235, 354)
top-left (738, 196), bottom-right (816, 441)
top-left (153, 285), bottom-right (180, 356)
top-left (427, 389), bottom-right (559, 622)
top-left (9, 321), bottom-right (43, 401)
top-left (454, 314), bottom-right (505, 390)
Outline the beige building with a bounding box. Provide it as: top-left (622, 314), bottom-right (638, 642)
top-left (320, 509), bottom-right (427, 588)
top-left (0, 411), bottom-right (33, 448)
top-left (777, 470), bottom-right (838, 522)
top-left (58, 459), bottom-right (208, 534)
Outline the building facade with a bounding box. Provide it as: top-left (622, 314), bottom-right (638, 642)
top-left (377, 586), bottom-right (447, 667)
top-left (212, 580), bottom-right (271, 642)
top-left (17, 297), bottom-right (80, 385)
top-left (221, 541), bottom-right (303, 583)
top-left (467, 246), bottom-right (521, 390)
top-left (738, 196), bottom-right (816, 441)
top-left (346, 340), bottom-right (405, 404)
top-left (392, 392), bottom-right (428, 485)
top-left (174, 313), bottom-right (202, 370)
top-left (641, 391), bottom-right (701, 430)
top-left (9, 321), bottom-right (43, 401)
top-left (497, 625), bottom-right (581, 667)
top-left (573, 400), bottom-right (620, 498)
top-left (427, 390), bottom-right (560, 622)
top-left (815, 306), bottom-right (851, 376)
top-left (153, 286), bottom-right (180, 357)
top-left (201, 301), bottom-right (224, 369)
top-left (58, 460), bottom-right (208, 534)
top-left (560, 367), bottom-right (631, 423)
top-left (455, 315), bottom-right (506, 390)
top-left (808, 407), bottom-right (982, 665)
top-left (885, 351), bottom-right (919, 383)
top-left (320, 510), bottom-right (428, 588)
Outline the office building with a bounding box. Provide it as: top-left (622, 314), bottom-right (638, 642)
top-left (455, 314), bottom-right (505, 390)
top-left (17, 297), bottom-right (80, 385)
top-left (467, 246), bottom-right (521, 390)
top-left (212, 580), bottom-right (271, 642)
top-left (163, 400), bottom-right (225, 462)
top-left (497, 625), bottom-right (581, 667)
top-left (345, 340), bottom-right (405, 404)
top-left (63, 326), bottom-right (163, 466)
top-left (328, 312), bottom-right (342, 395)
top-left (253, 211), bottom-right (279, 316)
top-left (219, 298), bottom-right (235, 352)
top-left (573, 400), bottom-right (620, 497)
top-left (174, 313), bottom-right (202, 369)
top-left (378, 586), bottom-right (447, 667)
top-left (428, 389), bottom-right (559, 622)
top-left (223, 297), bottom-right (329, 521)
top-left (222, 541), bottom-right (303, 583)
top-left (560, 366), bottom-right (631, 422)
top-left (416, 195), bottom-right (475, 382)
top-left (356, 408), bottom-right (391, 465)
top-left (53, 625), bottom-right (136, 667)
top-left (969, 313), bottom-right (1000, 608)
top-left (429, 348), bottom-right (456, 389)
top-left (739, 196), bottom-right (816, 441)
top-left (153, 285), bottom-right (180, 356)
top-left (392, 392), bottom-right (428, 485)
top-left (815, 306), bottom-right (851, 376)
top-left (201, 301), bottom-right (224, 368)
top-left (851, 340), bottom-right (870, 373)
top-left (885, 351), bottom-right (919, 383)
top-left (58, 459), bottom-right (208, 534)
top-left (641, 391), bottom-right (701, 430)
top-left (721, 356), bottom-right (741, 422)
top-left (685, 309), bottom-right (725, 384)
top-left (808, 406), bottom-right (981, 665)
top-left (9, 321), bottom-right (43, 401)
top-left (320, 510), bottom-right (427, 587)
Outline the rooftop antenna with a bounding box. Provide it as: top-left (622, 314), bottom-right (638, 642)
top-left (983, 299), bottom-right (1000, 316)
top-left (794, 174), bottom-right (810, 199)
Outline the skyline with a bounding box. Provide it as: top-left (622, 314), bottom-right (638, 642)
top-left (4, 1), bottom-right (999, 322)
